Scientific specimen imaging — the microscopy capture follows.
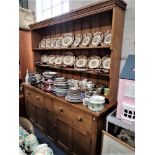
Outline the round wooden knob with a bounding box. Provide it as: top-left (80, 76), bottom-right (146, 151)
top-left (36, 96), bottom-right (40, 100)
top-left (77, 116), bottom-right (82, 121)
top-left (59, 107), bottom-right (63, 112)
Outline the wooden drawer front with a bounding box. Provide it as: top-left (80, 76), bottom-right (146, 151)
top-left (45, 96), bottom-right (54, 112)
top-left (32, 91), bottom-right (44, 107)
top-left (25, 89), bottom-right (32, 102)
top-left (72, 110), bottom-right (92, 132)
top-left (54, 100), bottom-right (72, 123)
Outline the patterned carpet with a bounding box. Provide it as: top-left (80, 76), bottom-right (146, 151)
top-left (34, 128), bottom-right (67, 155)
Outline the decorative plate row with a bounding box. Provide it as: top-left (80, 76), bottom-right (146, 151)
top-left (39, 30), bottom-right (112, 49)
top-left (40, 54), bottom-right (111, 70)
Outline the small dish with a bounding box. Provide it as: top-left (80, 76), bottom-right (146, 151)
top-left (55, 37), bottom-right (63, 48)
top-left (91, 32), bottom-right (103, 46)
top-left (39, 39), bottom-right (46, 48)
top-left (48, 55), bottom-right (55, 65)
top-left (102, 30), bottom-right (112, 46)
top-left (41, 54), bottom-right (49, 64)
top-left (54, 55), bottom-right (64, 65)
top-left (45, 38), bottom-right (51, 48)
top-left (88, 56), bottom-right (101, 69)
top-left (51, 38), bottom-right (57, 48)
top-left (63, 55), bottom-right (75, 67)
top-left (62, 33), bottom-right (74, 48)
top-left (81, 33), bottom-right (92, 47)
top-left (72, 34), bottom-right (82, 47)
top-left (102, 57), bottom-right (111, 70)
top-left (75, 55), bottom-right (88, 68)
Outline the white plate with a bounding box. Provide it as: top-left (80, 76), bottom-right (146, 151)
top-left (48, 55), bottom-right (55, 65)
top-left (39, 39), bottom-right (46, 48)
top-left (102, 57), bottom-right (111, 69)
top-left (91, 32), bottom-right (103, 46)
top-left (81, 33), bottom-right (92, 47)
top-left (50, 38), bottom-right (57, 48)
top-left (73, 34), bottom-right (82, 47)
top-left (75, 55), bottom-right (88, 68)
top-left (63, 55), bottom-right (75, 66)
top-left (88, 56), bottom-right (101, 69)
top-left (45, 38), bottom-right (51, 48)
top-left (54, 56), bottom-right (63, 65)
top-left (41, 54), bottom-right (49, 63)
top-left (62, 33), bottom-right (74, 47)
top-left (55, 37), bottom-right (63, 48)
top-left (102, 30), bottom-right (112, 46)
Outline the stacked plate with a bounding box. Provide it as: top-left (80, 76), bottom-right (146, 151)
top-left (65, 87), bottom-right (85, 103)
top-left (52, 77), bottom-right (68, 97)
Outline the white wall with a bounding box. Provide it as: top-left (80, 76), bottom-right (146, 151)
top-left (27, 0), bottom-right (135, 73)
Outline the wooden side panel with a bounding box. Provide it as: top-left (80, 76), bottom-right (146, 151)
top-left (109, 6), bottom-right (125, 104)
top-left (19, 30), bottom-right (34, 81)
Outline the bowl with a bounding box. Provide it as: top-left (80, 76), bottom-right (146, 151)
top-left (43, 71), bottom-right (57, 78)
top-left (89, 95), bottom-right (105, 104)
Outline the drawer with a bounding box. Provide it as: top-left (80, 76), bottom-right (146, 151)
top-left (24, 87), bottom-right (44, 107)
top-left (72, 110), bottom-right (92, 132)
top-left (24, 88), bottom-right (32, 102)
top-left (54, 100), bottom-right (72, 123)
top-left (54, 100), bottom-right (92, 131)
top-left (31, 91), bottom-right (44, 107)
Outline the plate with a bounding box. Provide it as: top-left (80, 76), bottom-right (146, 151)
top-left (62, 33), bottom-right (74, 47)
top-left (102, 30), bottom-right (112, 46)
top-left (91, 32), bottom-right (103, 46)
top-left (39, 39), bottom-right (46, 48)
top-left (88, 56), bottom-right (101, 69)
top-left (102, 57), bottom-right (111, 69)
top-left (51, 38), bottom-right (57, 48)
top-left (45, 38), bottom-right (51, 48)
top-left (72, 34), bottom-right (82, 47)
top-left (48, 55), bottom-right (55, 65)
top-left (75, 55), bottom-right (88, 68)
top-left (54, 56), bottom-right (63, 65)
top-left (81, 33), bottom-right (92, 47)
top-left (41, 54), bottom-right (49, 63)
top-left (63, 55), bottom-right (75, 66)
top-left (55, 37), bottom-right (63, 48)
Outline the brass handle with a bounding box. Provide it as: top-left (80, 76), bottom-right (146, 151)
top-left (59, 107), bottom-right (63, 112)
top-left (77, 116), bottom-right (82, 121)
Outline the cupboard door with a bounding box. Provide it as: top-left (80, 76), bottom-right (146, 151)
top-left (56, 119), bottom-right (71, 152)
top-left (72, 129), bottom-right (92, 155)
top-left (47, 111), bottom-right (57, 141)
top-left (35, 105), bottom-right (47, 133)
top-left (26, 101), bottom-right (36, 124)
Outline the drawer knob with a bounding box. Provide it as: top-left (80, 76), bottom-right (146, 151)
top-left (27, 92), bottom-right (31, 95)
top-left (59, 107), bottom-right (63, 112)
top-left (36, 96), bottom-right (40, 100)
top-left (77, 116), bottom-right (82, 121)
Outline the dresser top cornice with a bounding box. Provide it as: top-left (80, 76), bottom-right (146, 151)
top-left (30, 0), bottom-right (126, 30)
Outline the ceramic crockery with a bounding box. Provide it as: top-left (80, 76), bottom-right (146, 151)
top-left (24, 134), bottom-right (39, 153)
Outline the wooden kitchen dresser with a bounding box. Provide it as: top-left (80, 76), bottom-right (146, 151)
top-left (23, 0), bottom-right (127, 154)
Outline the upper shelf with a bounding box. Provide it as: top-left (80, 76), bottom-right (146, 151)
top-left (33, 46), bottom-right (111, 51)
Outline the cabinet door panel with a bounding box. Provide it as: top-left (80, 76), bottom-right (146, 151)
top-left (35, 106), bottom-right (46, 132)
top-left (72, 129), bottom-right (92, 155)
top-left (27, 101), bottom-right (36, 124)
top-left (57, 119), bottom-right (70, 151)
top-left (47, 112), bottom-right (56, 141)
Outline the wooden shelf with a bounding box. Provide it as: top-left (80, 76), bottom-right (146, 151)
top-left (33, 46), bottom-right (110, 51)
top-left (35, 64), bottom-right (110, 77)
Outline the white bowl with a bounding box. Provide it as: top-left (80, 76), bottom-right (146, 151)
top-left (89, 95), bottom-right (105, 104)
